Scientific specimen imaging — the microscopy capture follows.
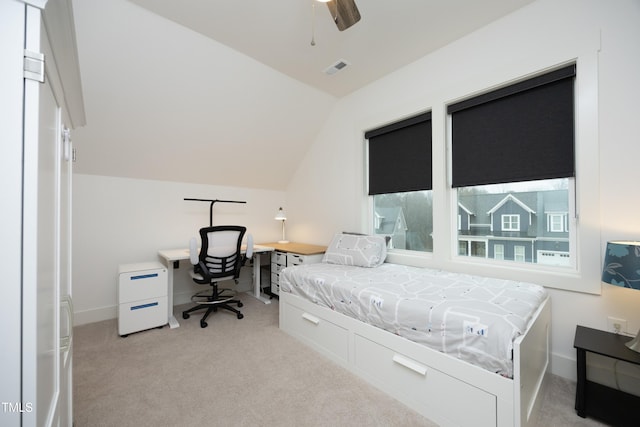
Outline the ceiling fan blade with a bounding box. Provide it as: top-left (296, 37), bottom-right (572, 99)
top-left (326, 0), bottom-right (361, 31)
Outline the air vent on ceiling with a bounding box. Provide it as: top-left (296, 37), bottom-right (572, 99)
top-left (324, 59), bottom-right (349, 75)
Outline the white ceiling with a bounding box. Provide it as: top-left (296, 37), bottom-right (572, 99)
top-left (128, 0), bottom-right (535, 97)
top-left (70, 0), bottom-right (535, 190)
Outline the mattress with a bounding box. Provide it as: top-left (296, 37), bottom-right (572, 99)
top-left (280, 262), bottom-right (548, 378)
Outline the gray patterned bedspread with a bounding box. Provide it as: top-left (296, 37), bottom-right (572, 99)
top-left (280, 262), bottom-right (548, 378)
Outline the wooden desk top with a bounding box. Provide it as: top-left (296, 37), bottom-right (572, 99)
top-left (258, 242), bottom-right (327, 255)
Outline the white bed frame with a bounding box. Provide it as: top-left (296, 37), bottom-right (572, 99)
top-left (279, 291), bottom-right (550, 427)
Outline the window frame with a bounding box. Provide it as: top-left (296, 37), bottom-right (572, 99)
top-left (501, 214), bottom-right (520, 232)
top-left (364, 43), bottom-right (601, 295)
top-left (366, 111), bottom-right (434, 254)
top-left (447, 63), bottom-right (579, 275)
top-left (547, 213), bottom-right (566, 233)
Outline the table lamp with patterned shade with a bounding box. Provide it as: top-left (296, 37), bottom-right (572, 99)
top-left (602, 241), bottom-right (640, 352)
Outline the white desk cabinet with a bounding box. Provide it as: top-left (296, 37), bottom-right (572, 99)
top-left (262, 243), bottom-right (326, 296)
top-left (118, 262), bottom-right (168, 336)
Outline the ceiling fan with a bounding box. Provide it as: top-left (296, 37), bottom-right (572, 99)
top-left (319, 0), bottom-right (361, 31)
top-left (311, 0), bottom-right (361, 46)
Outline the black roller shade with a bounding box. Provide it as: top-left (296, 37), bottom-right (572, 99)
top-left (366, 112), bottom-right (432, 195)
top-left (449, 64), bottom-right (576, 188)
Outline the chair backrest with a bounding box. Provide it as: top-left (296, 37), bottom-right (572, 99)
top-left (197, 225), bottom-right (246, 280)
top-left (245, 234), bottom-right (254, 259)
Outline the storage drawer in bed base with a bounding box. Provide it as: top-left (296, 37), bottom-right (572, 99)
top-left (279, 291), bottom-right (550, 427)
top-left (354, 334), bottom-right (496, 426)
top-left (279, 298), bottom-right (350, 364)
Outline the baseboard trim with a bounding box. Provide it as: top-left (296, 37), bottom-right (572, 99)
top-left (74, 305), bottom-right (117, 326)
top-left (549, 351), bottom-right (576, 381)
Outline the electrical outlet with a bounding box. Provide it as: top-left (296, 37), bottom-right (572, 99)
top-left (607, 317), bottom-right (627, 334)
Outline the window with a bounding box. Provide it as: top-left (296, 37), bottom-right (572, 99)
top-left (374, 191), bottom-right (432, 251)
top-left (367, 112), bottom-right (432, 252)
top-left (501, 214), bottom-right (520, 231)
top-left (471, 241), bottom-right (486, 257)
top-left (449, 65), bottom-right (575, 267)
top-left (548, 213), bottom-right (566, 232)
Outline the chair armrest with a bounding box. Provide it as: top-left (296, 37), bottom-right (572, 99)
top-left (195, 261), bottom-right (212, 282)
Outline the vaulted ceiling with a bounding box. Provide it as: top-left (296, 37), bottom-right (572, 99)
top-left (127, 0), bottom-right (535, 97)
top-left (70, 0), bottom-right (534, 190)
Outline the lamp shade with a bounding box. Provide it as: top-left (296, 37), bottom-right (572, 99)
top-left (275, 207), bottom-right (287, 221)
top-left (602, 241), bottom-right (640, 290)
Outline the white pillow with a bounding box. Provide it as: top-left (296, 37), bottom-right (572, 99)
top-left (322, 233), bottom-right (387, 268)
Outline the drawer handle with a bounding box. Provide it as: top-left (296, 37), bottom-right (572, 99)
top-left (131, 273), bottom-right (159, 280)
top-left (131, 301), bottom-right (159, 311)
top-left (302, 313), bottom-right (320, 325)
top-left (392, 354), bottom-right (427, 376)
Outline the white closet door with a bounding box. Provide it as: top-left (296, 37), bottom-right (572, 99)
top-left (22, 4), bottom-right (61, 426)
top-left (0, 0), bottom-right (27, 423)
top-left (58, 128), bottom-right (74, 427)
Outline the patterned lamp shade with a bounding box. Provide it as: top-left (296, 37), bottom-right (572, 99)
top-left (602, 241), bottom-right (640, 290)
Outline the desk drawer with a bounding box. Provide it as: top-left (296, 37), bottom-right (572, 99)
top-left (271, 272), bottom-right (280, 295)
top-left (118, 295), bottom-right (167, 336)
top-left (354, 334), bottom-right (496, 427)
top-left (118, 265), bottom-right (167, 303)
top-left (287, 253), bottom-right (323, 266)
top-left (272, 251), bottom-right (287, 265)
top-left (272, 262), bottom-right (286, 274)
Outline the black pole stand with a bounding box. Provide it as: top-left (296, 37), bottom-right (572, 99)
top-left (184, 198), bottom-right (247, 227)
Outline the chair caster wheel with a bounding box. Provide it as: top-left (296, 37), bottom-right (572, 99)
top-left (200, 320), bottom-right (208, 328)
top-left (237, 313), bottom-right (244, 319)
top-left (237, 302), bottom-right (243, 308)
top-left (182, 313), bottom-right (190, 320)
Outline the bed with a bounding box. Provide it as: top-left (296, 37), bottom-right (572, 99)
top-left (278, 233), bottom-right (551, 427)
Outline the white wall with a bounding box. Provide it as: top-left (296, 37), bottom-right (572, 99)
top-left (286, 0), bottom-right (640, 384)
top-left (71, 0), bottom-right (335, 191)
top-left (72, 173), bottom-right (285, 324)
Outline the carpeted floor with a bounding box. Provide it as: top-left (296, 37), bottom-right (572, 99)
top-left (73, 295), bottom-right (609, 426)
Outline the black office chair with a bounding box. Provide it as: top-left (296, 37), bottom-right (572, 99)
top-left (182, 225), bottom-right (252, 328)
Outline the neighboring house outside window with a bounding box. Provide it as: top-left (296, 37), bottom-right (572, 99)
top-left (457, 182), bottom-right (570, 265)
top-left (373, 205), bottom-right (411, 250)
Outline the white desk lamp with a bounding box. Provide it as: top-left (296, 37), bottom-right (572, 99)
top-left (275, 207), bottom-right (289, 244)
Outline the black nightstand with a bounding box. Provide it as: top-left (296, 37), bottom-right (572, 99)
top-left (574, 325), bottom-right (640, 426)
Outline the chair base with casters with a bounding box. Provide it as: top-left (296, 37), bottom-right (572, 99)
top-left (182, 280), bottom-right (244, 328)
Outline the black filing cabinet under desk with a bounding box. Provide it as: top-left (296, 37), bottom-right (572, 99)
top-left (574, 325), bottom-right (640, 426)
